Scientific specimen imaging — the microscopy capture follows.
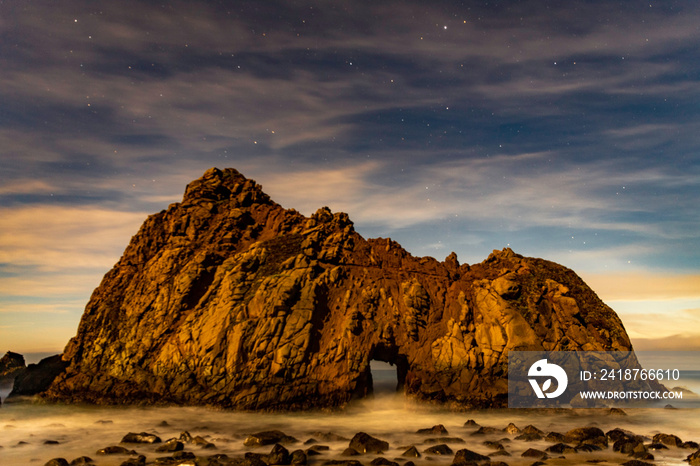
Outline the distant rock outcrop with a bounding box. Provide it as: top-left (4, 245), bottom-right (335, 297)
top-left (10, 354), bottom-right (67, 398)
top-left (45, 168), bottom-right (633, 409)
top-left (1, 351), bottom-right (26, 403)
top-left (0, 351), bottom-right (25, 382)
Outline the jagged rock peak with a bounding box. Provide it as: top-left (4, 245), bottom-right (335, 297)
top-left (44, 167), bottom-right (633, 410)
top-left (182, 167), bottom-right (272, 206)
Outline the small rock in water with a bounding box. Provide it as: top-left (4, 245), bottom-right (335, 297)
top-left (155, 439), bottom-right (184, 452)
top-left (423, 444), bottom-right (453, 455)
top-left (469, 426), bottom-right (501, 436)
top-left (416, 424), bottom-right (448, 435)
top-left (267, 443), bottom-right (291, 464)
top-left (576, 443), bottom-right (602, 452)
top-left (244, 430), bottom-right (298, 447)
top-left (309, 432), bottom-right (349, 442)
top-left (688, 448), bottom-right (700, 466)
top-left (44, 459), bottom-right (69, 466)
top-left (308, 444), bottom-right (330, 452)
top-left (423, 437), bottom-right (464, 444)
top-left (606, 427), bottom-right (637, 443)
top-left (44, 439), bottom-right (60, 445)
top-left (172, 451), bottom-right (196, 460)
top-left (369, 457), bottom-right (398, 466)
top-left (341, 448), bottom-right (360, 456)
top-left (119, 455), bottom-right (146, 466)
top-left (545, 443), bottom-right (576, 454)
top-left (565, 427), bottom-right (607, 448)
top-left (242, 453), bottom-right (268, 466)
top-left (291, 449), bottom-right (307, 465)
top-left (621, 460), bottom-right (655, 466)
top-left (452, 448), bottom-right (489, 464)
top-left (401, 446), bottom-right (421, 457)
top-left (179, 431), bottom-right (193, 443)
top-left (684, 441), bottom-right (700, 450)
top-left (515, 432), bottom-right (542, 441)
top-left (322, 461), bottom-right (363, 466)
top-left (504, 422), bottom-right (520, 434)
top-left (463, 419), bottom-right (480, 427)
top-left (482, 441), bottom-right (505, 451)
top-left (544, 432), bottom-right (565, 442)
top-left (613, 437), bottom-right (645, 454)
top-left (69, 457), bottom-right (94, 465)
top-left (96, 445), bottom-right (137, 455)
top-left (608, 407), bottom-right (627, 416)
top-left (121, 432), bottom-right (162, 444)
top-left (191, 435), bottom-right (208, 445)
top-left (652, 433), bottom-right (683, 447)
top-left (521, 425), bottom-right (544, 435)
top-left (521, 448), bottom-right (547, 459)
top-left (349, 432), bottom-right (389, 454)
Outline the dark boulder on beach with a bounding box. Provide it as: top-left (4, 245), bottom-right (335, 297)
top-left (69, 456), bottom-right (95, 465)
top-left (688, 449), bottom-right (700, 466)
top-left (452, 448), bottom-right (490, 464)
top-left (621, 460), bottom-right (655, 466)
top-left (521, 448), bottom-right (547, 459)
top-left (613, 437), bottom-right (646, 454)
top-left (267, 443), bottom-right (291, 465)
top-left (96, 445), bottom-right (137, 455)
top-left (119, 455), bottom-right (145, 466)
top-left (349, 432), bottom-right (389, 454)
top-left (44, 167), bottom-right (637, 409)
top-left (370, 458), bottom-right (398, 466)
top-left (564, 427), bottom-right (607, 448)
top-left (44, 459), bottom-right (69, 466)
top-left (121, 432), bottom-right (162, 444)
top-left (423, 444), bottom-right (453, 455)
top-left (545, 443), bottom-right (576, 454)
top-left (156, 439), bottom-right (184, 452)
top-left (291, 449), bottom-right (308, 465)
top-left (244, 431), bottom-right (298, 447)
top-left (653, 433), bottom-right (683, 447)
top-left (417, 424), bottom-right (448, 435)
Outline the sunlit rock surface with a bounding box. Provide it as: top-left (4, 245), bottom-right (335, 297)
top-left (45, 167), bottom-right (632, 409)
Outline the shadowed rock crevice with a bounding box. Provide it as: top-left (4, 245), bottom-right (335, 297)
top-left (44, 167), bottom-right (633, 409)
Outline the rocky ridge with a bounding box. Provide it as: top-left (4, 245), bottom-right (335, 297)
top-left (45, 167), bottom-right (633, 409)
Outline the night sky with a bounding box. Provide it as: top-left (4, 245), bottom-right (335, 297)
top-left (2, 1), bottom-right (699, 353)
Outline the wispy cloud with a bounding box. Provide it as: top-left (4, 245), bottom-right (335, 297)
top-left (0, 206), bottom-right (147, 272)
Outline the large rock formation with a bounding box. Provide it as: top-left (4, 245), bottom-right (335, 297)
top-left (45, 167), bottom-right (632, 409)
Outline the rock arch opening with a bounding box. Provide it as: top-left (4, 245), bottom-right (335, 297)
top-left (365, 345), bottom-right (408, 396)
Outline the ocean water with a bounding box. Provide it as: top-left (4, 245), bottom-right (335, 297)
top-left (1, 391), bottom-right (699, 466)
top-left (1, 363), bottom-right (698, 465)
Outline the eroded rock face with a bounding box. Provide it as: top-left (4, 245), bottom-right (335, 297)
top-left (45, 167), bottom-right (633, 409)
